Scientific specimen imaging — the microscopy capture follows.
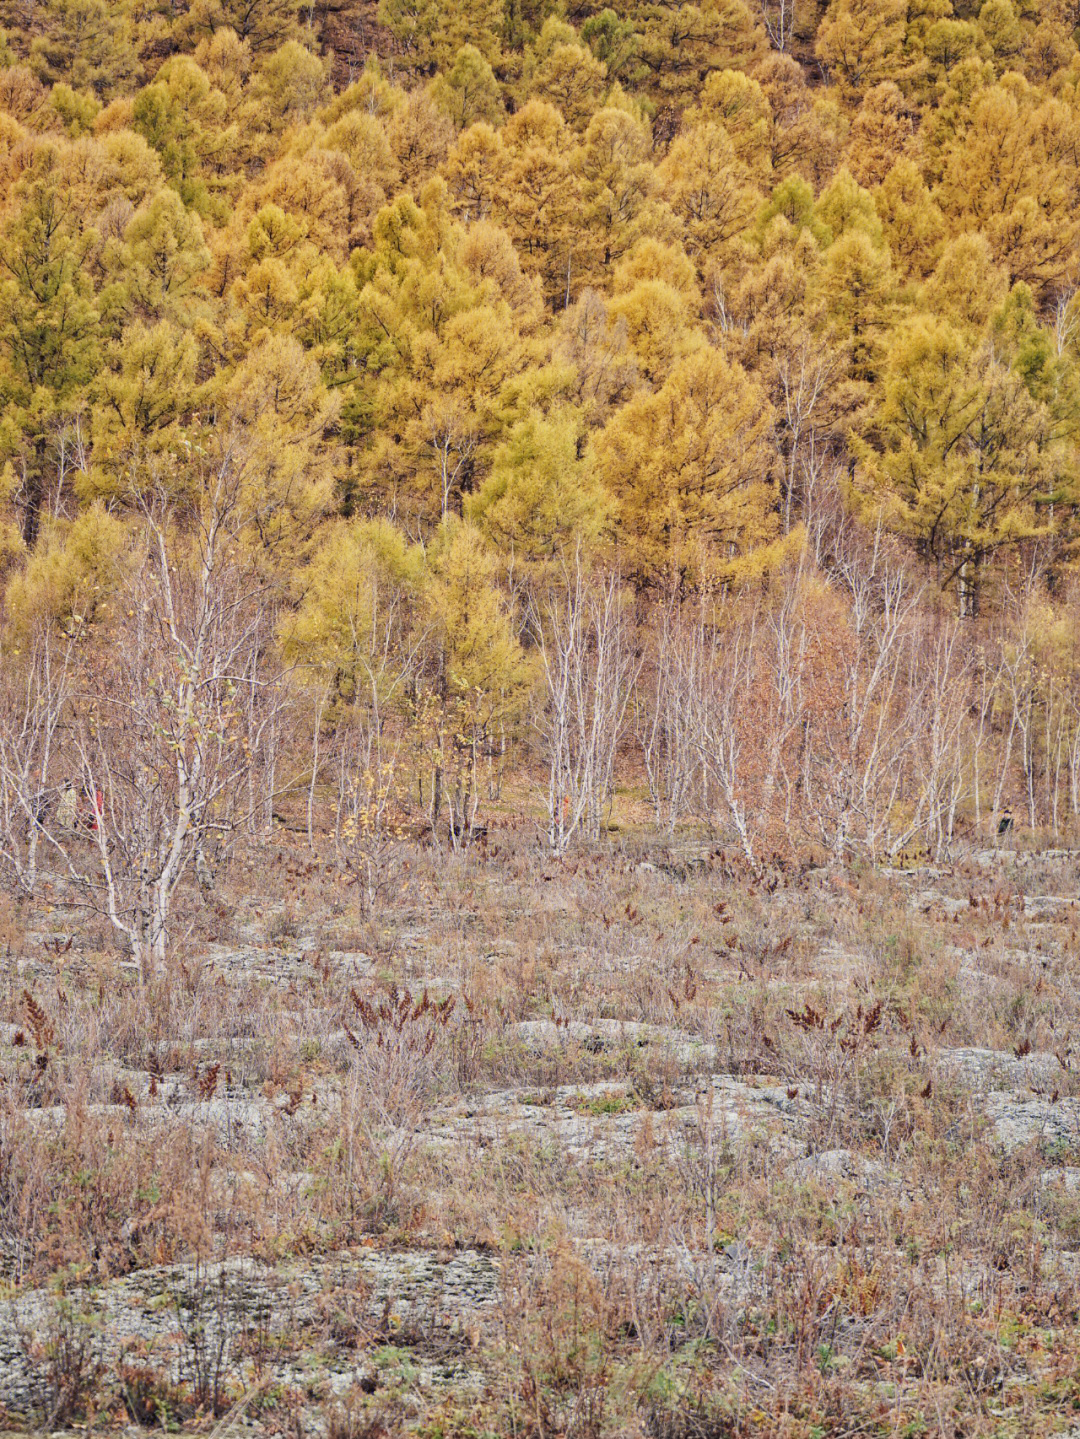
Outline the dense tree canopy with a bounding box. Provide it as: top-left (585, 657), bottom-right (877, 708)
top-left (1, 0), bottom-right (1079, 695)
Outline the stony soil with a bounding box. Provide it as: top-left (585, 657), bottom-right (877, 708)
top-left (3, 839), bottom-right (1080, 1435)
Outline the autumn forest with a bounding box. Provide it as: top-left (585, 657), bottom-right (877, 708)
top-left (11, 4), bottom-right (1080, 1434)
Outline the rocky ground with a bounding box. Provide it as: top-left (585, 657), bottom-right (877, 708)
top-left (2, 836), bottom-right (1080, 1436)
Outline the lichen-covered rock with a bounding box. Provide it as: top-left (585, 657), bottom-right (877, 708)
top-left (985, 1092), bottom-right (1080, 1154)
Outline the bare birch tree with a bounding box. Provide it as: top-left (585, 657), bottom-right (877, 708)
top-left (0, 628), bottom-right (74, 894)
top-left (531, 559), bottom-right (639, 854)
top-left (688, 618), bottom-right (762, 868)
top-left (637, 604), bottom-right (705, 835)
top-left (0, 468), bottom-right (287, 967)
top-left (759, 0), bottom-right (796, 51)
top-left (803, 538), bottom-right (924, 861)
top-left (906, 617), bottom-right (974, 859)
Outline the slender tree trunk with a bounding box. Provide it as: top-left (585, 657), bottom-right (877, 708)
top-left (21, 435), bottom-right (47, 549)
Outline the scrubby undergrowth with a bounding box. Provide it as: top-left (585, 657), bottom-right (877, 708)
top-left (1, 819), bottom-right (1080, 1437)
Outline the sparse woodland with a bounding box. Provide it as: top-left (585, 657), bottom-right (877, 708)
top-left (3, 2), bottom-right (1080, 1436)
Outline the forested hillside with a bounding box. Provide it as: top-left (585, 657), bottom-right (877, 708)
top-left (3, 0), bottom-right (1080, 941)
top-left (10, 10), bottom-right (1080, 1436)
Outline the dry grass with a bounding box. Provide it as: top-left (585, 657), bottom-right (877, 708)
top-left (2, 822), bottom-right (1080, 1436)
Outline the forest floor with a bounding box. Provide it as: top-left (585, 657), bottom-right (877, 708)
top-left (2, 821), bottom-right (1080, 1437)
